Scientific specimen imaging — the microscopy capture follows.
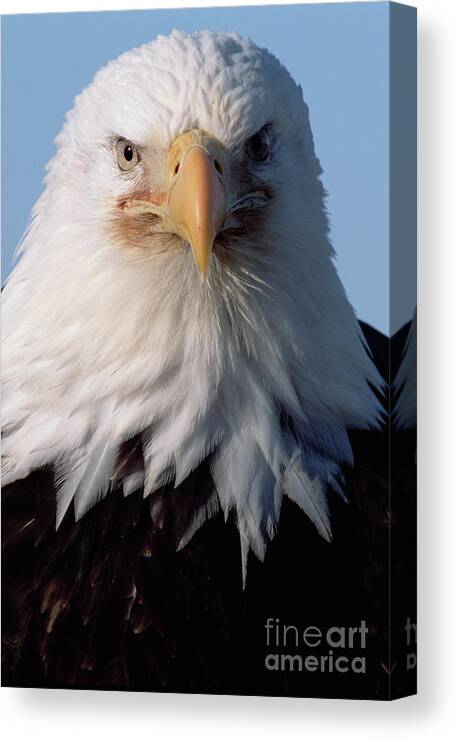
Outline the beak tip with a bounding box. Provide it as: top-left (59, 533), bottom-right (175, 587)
top-left (191, 238), bottom-right (213, 282)
top-left (196, 259), bottom-right (209, 283)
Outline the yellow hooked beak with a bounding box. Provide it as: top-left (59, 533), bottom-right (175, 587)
top-left (164, 130), bottom-right (227, 278)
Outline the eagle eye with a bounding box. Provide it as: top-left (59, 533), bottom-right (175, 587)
top-left (116, 139), bottom-right (139, 171)
top-left (246, 126), bottom-right (271, 163)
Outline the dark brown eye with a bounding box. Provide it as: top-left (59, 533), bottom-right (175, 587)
top-left (116, 139), bottom-right (139, 171)
top-left (246, 126), bottom-right (271, 163)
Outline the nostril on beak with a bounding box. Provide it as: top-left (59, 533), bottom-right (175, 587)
top-left (174, 162), bottom-right (180, 175)
top-left (214, 159), bottom-right (223, 176)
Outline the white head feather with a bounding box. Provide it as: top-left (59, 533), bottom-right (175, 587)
top-left (2, 30), bottom-right (382, 577)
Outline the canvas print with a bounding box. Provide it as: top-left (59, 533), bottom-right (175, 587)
top-left (1, 2), bottom-right (417, 700)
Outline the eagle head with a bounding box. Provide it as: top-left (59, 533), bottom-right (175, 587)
top-left (2, 31), bottom-right (381, 580)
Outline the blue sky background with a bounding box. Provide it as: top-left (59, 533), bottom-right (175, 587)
top-left (2, 2), bottom-right (391, 333)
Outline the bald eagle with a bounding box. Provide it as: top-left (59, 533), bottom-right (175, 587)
top-left (2, 31), bottom-right (409, 698)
